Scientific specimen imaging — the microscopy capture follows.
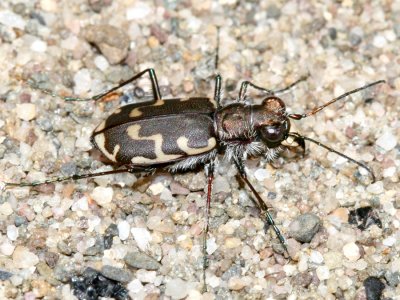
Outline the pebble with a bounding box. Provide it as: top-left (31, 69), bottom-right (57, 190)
top-left (224, 237), bottom-right (241, 248)
top-left (124, 252), bottom-right (161, 270)
top-left (16, 103), bottom-right (36, 121)
top-left (366, 181), bottom-right (384, 195)
top-left (310, 250), bottom-right (324, 264)
top-left (73, 69), bottom-right (92, 95)
top-left (316, 266), bottom-right (330, 281)
top-left (376, 132), bottom-right (397, 151)
top-left (228, 277), bottom-right (247, 290)
top-left (0, 202), bottom-right (14, 216)
top-left (12, 246), bottom-right (39, 268)
top-left (213, 175), bottom-right (231, 194)
top-left (90, 186), bottom-right (113, 206)
top-left (343, 242), bottom-right (361, 261)
top-left (83, 24), bottom-right (130, 64)
top-left (148, 182), bottom-right (165, 195)
top-left (126, 2), bottom-right (152, 20)
top-left (0, 241), bottom-right (15, 256)
top-left (0, 10), bottom-right (26, 29)
top-left (165, 278), bottom-right (189, 299)
top-left (101, 265), bottom-right (132, 283)
top-left (94, 55), bottom-right (109, 71)
top-left (254, 168), bottom-right (270, 181)
top-left (0, 270), bottom-right (13, 280)
top-left (131, 227), bottom-right (152, 251)
top-left (30, 39), bottom-right (47, 52)
top-left (117, 220), bottom-right (130, 241)
top-left (135, 269), bottom-right (157, 283)
top-left (7, 225), bottom-right (18, 241)
top-left (289, 213), bottom-right (321, 243)
top-left (363, 277), bottom-right (385, 300)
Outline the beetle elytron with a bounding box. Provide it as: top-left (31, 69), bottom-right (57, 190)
top-left (3, 68), bottom-right (384, 288)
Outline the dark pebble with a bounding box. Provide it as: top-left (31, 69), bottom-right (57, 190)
top-left (101, 265), bottom-right (132, 283)
top-left (266, 4), bottom-right (281, 19)
top-left (14, 215), bottom-right (27, 227)
top-left (291, 271), bottom-right (313, 288)
top-left (44, 251), bottom-right (59, 268)
top-left (104, 224), bottom-right (118, 250)
top-left (0, 270), bottom-right (13, 280)
top-left (289, 213), bottom-right (321, 243)
top-left (71, 267), bottom-right (129, 300)
top-left (124, 252), bottom-right (161, 270)
top-left (363, 276), bottom-right (385, 300)
top-left (349, 33), bottom-right (362, 46)
top-left (221, 264), bottom-right (242, 281)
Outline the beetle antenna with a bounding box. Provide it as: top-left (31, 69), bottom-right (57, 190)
top-left (288, 80), bottom-right (385, 120)
top-left (289, 133), bottom-right (376, 183)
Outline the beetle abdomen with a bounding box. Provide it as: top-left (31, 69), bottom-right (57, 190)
top-left (92, 114), bottom-right (217, 165)
top-left (94, 97), bottom-right (216, 133)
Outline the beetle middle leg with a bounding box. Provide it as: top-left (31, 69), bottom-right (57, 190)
top-left (238, 74), bottom-right (309, 101)
top-left (232, 156), bottom-right (289, 255)
top-left (202, 161), bottom-right (215, 292)
top-left (29, 68), bottom-right (162, 102)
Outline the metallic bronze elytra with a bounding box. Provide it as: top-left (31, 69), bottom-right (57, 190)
top-left (3, 67), bottom-right (385, 291)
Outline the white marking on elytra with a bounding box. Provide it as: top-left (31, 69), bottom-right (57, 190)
top-left (94, 120), bottom-right (106, 132)
top-left (176, 136), bottom-right (216, 155)
top-left (93, 133), bottom-right (120, 162)
top-left (129, 108), bottom-right (143, 118)
top-left (126, 124), bottom-right (181, 164)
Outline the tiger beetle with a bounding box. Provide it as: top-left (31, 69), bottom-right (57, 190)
top-left (3, 67), bottom-right (384, 290)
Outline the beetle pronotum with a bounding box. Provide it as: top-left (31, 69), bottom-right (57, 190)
top-left (2, 67), bottom-right (384, 290)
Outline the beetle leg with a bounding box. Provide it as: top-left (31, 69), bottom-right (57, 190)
top-left (28, 68), bottom-right (162, 102)
top-left (232, 156), bottom-right (289, 256)
top-left (2, 168), bottom-right (131, 188)
top-left (238, 75), bottom-right (309, 102)
top-left (202, 161), bottom-right (215, 292)
top-left (214, 74), bottom-right (222, 108)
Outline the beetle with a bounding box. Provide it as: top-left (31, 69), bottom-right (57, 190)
top-left (3, 68), bottom-right (384, 288)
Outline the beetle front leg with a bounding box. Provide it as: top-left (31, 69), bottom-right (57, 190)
top-left (29, 68), bottom-right (162, 102)
top-left (232, 156), bottom-right (289, 256)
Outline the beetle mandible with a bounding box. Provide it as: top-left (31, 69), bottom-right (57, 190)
top-left (3, 68), bottom-right (384, 288)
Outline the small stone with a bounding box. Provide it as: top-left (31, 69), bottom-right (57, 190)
top-left (372, 35), bottom-right (387, 48)
top-left (384, 271), bottom-right (400, 287)
top-left (94, 55), bottom-right (109, 71)
top-left (376, 132), bottom-right (397, 151)
top-left (228, 277), bottom-right (246, 290)
top-left (310, 250), bottom-right (324, 264)
top-left (117, 220), bottom-right (130, 241)
top-left (124, 252), bottom-right (161, 270)
top-left (382, 236), bottom-right (396, 247)
top-left (147, 216), bottom-right (175, 233)
top-left (101, 265), bottom-right (132, 283)
top-left (73, 69), bottom-right (91, 95)
top-left (0, 241), bottom-right (15, 256)
top-left (363, 277), bottom-right (385, 300)
top-left (0, 270), bottom-right (13, 280)
top-left (90, 186), bottom-right (113, 206)
top-left (12, 246), bottom-right (39, 268)
top-left (366, 181), bottom-right (384, 195)
top-left (0, 10), bottom-right (26, 29)
top-left (0, 202), bottom-right (14, 216)
top-left (148, 182), bottom-right (165, 195)
top-left (289, 213), bottom-right (321, 243)
top-left (16, 103), bottom-right (36, 121)
top-left (291, 271), bottom-right (313, 288)
top-left (131, 227), bottom-right (152, 251)
top-left (316, 266), bottom-right (330, 281)
top-left (207, 237), bottom-right (218, 255)
top-left (7, 225), bottom-right (18, 241)
top-left (136, 269), bottom-right (157, 283)
top-left (213, 175), bottom-right (230, 194)
top-left (127, 279), bottom-right (144, 294)
top-left (31, 39), bottom-right (47, 52)
top-left (343, 242), bottom-right (361, 261)
top-left (254, 168), bottom-right (269, 181)
top-left (165, 278), bottom-right (189, 299)
top-left (224, 237), bottom-right (241, 248)
top-left (83, 25), bottom-right (130, 64)
top-left (170, 181), bottom-right (190, 195)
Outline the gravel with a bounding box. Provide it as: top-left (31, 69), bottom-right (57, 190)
top-left (0, 0), bottom-right (399, 299)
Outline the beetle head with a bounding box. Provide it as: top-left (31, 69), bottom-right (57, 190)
top-left (253, 96), bottom-right (290, 148)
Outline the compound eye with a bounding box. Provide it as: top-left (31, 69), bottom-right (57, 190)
top-left (259, 121), bottom-right (289, 147)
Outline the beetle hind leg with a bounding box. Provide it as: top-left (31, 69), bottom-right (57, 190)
top-left (28, 68), bottom-right (162, 102)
